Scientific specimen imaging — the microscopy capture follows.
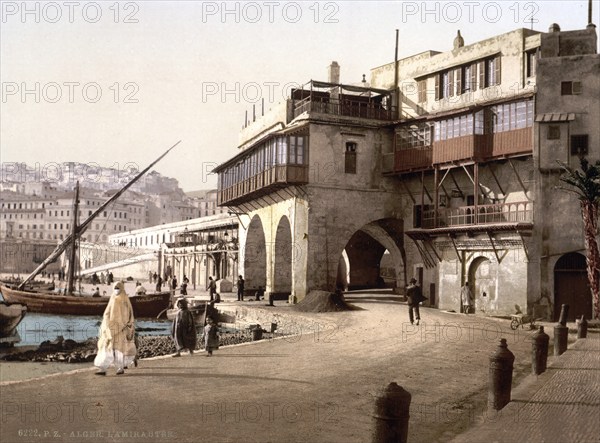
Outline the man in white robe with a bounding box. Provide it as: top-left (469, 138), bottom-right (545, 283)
top-left (94, 281), bottom-right (136, 375)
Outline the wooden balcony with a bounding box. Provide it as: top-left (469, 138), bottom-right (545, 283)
top-left (489, 127), bottom-right (532, 157)
top-left (421, 201), bottom-right (532, 229)
top-left (432, 134), bottom-right (491, 164)
top-left (218, 165), bottom-right (309, 206)
top-left (394, 147), bottom-right (433, 172)
top-left (293, 96), bottom-right (396, 121)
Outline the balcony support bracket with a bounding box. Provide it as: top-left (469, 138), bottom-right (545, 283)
top-left (450, 170), bottom-right (464, 199)
top-left (438, 168), bottom-right (451, 189)
top-left (428, 239), bottom-right (442, 263)
top-left (410, 237), bottom-right (435, 268)
top-left (508, 159), bottom-right (528, 196)
top-left (486, 231), bottom-right (507, 263)
top-left (227, 209), bottom-right (248, 230)
top-left (488, 164), bottom-right (505, 196)
top-left (420, 172), bottom-right (433, 203)
top-left (402, 180), bottom-right (416, 204)
top-left (449, 234), bottom-right (462, 263)
top-left (279, 188), bottom-right (295, 201)
top-left (517, 230), bottom-right (530, 262)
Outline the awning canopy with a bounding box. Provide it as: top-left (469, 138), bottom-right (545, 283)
top-left (535, 113), bottom-right (576, 122)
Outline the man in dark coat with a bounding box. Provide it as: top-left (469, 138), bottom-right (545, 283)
top-left (406, 278), bottom-right (425, 325)
top-left (237, 275), bottom-right (245, 301)
top-left (207, 276), bottom-right (216, 302)
top-left (171, 298), bottom-right (197, 357)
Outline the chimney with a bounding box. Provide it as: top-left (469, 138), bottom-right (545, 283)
top-left (328, 61), bottom-right (340, 84)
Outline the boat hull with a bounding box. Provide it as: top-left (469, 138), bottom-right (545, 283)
top-left (0, 285), bottom-right (171, 318)
top-left (0, 302), bottom-right (27, 337)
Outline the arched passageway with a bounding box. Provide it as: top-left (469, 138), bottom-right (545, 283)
top-left (337, 218), bottom-right (405, 291)
top-left (273, 216), bottom-right (292, 295)
top-left (244, 215), bottom-right (267, 291)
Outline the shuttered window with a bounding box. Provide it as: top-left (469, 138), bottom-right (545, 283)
top-left (345, 142), bottom-right (357, 174)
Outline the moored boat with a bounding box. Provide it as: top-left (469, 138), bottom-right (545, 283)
top-left (0, 302), bottom-right (27, 336)
top-left (0, 301), bottom-right (27, 346)
top-left (0, 285), bottom-right (171, 318)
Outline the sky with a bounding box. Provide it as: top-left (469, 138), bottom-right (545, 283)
top-left (1, 0), bottom-right (598, 192)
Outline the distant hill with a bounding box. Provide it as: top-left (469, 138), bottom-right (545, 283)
top-left (1, 161), bottom-right (184, 196)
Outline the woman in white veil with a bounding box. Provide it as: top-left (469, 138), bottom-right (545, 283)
top-left (94, 281), bottom-right (137, 375)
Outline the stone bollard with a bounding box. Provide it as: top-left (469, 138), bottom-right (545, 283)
top-left (372, 382), bottom-right (411, 443)
top-left (558, 303), bottom-right (570, 326)
top-left (532, 326), bottom-right (549, 375)
top-left (554, 303), bottom-right (570, 356)
top-left (554, 324), bottom-right (568, 356)
top-left (488, 338), bottom-right (515, 410)
top-left (576, 315), bottom-right (588, 339)
top-left (249, 324), bottom-right (263, 341)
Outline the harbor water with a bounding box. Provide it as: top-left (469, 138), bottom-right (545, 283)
top-left (12, 313), bottom-right (173, 347)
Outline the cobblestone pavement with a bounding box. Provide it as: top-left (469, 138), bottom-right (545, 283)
top-left (452, 336), bottom-right (600, 443)
top-left (0, 291), bottom-right (596, 443)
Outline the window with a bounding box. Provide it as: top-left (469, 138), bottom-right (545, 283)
top-left (345, 142), bottom-right (357, 174)
top-left (526, 50), bottom-right (537, 78)
top-left (417, 79), bottom-right (427, 103)
top-left (288, 135), bottom-right (306, 165)
top-left (413, 204), bottom-right (433, 228)
top-left (398, 123), bottom-right (433, 149)
top-left (571, 135), bottom-right (589, 156)
top-left (485, 56), bottom-right (501, 87)
top-left (454, 67), bottom-right (462, 96)
top-left (489, 99), bottom-right (533, 134)
top-left (443, 71), bottom-right (451, 98)
top-left (561, 81), bottom-right (582, 95)
top-left (547, 125), bottom-right (561, 140)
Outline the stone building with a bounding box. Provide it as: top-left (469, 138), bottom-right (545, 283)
top-left (215, 23), bottom-right (599, 320)
top-left (91, 213), bottom-right (239, 287)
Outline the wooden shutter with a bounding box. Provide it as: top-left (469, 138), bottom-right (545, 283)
top-left (471, 63), bottom-right (478, 91)
top-left (495, 55), bottom-right (501, 85)
top-left (456, 68), bottom-right (462, 95)
top-left (448, 70), bottom-right (454, 97)
top-left (345, 151), bottom-right (357, 174)
top-left (478, 61), bottom-right (485, 88)
top-left (418, 79), bottom-right (426, 103)
top-left (435, 74), bottom-right (440, 101)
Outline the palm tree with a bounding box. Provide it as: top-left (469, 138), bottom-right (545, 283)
top-left (559, 157), bottom-right (600, 319)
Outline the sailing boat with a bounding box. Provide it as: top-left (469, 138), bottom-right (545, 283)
top-left (0, 302), bottom-right (27, 345)
top-left (0, 142), bottom-right (181, 318)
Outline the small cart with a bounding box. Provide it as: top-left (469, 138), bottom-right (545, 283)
top-left (510, 313), bottom-right (537, 330)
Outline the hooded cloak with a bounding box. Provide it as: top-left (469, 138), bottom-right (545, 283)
top-left (172, 298), bottom-right (197, 351)
top-left (94, 281), bottom-right (137, 369)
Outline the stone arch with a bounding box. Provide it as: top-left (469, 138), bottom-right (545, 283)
top-left (273, 215), bottom-right (292, 295)
top-left (336, 249), bottom-right (350, 290)
top-left (339, 218), bottom-right (405, 290)
top-left (554, 252), bottom-right (591, 321)
top-left (244, 215), bottom-right (267, 290)
top-left (467, 256), bottom-right (497, 315)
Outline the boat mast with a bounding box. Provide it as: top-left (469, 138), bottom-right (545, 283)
top-left (66, 182), bottom-right (80, 295)
top-left (17, 140), bottom-right (181, 289)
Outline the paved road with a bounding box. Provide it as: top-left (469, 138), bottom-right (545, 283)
top-left (0, 292), bottom-right (594, 443)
